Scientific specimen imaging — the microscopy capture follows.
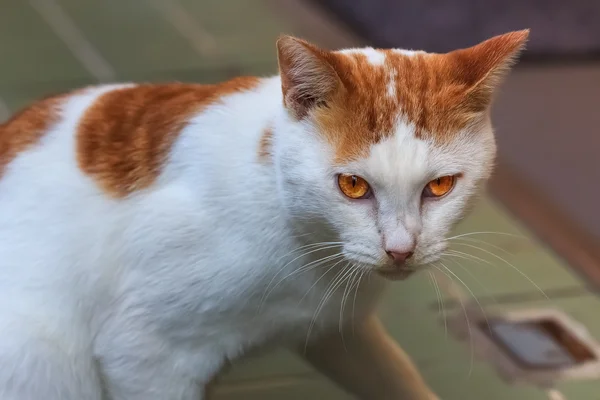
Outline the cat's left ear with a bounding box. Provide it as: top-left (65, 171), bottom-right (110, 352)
top-left (448, 30), bottom-right (530, 111)
top-left (277, 36), bottom-right (343, 119)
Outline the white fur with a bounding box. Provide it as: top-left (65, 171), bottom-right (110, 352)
top-left (386, 68), bottom-right (397, 97)
top-left (0, 72), bottom-right (495, 398)
top-left (392, 48), bottom-right (425, 57)
top-left (338, 47), bottom-right (385, 66)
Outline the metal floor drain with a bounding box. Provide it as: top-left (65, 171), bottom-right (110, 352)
top-left (448, 307), bottom-right (600, 387)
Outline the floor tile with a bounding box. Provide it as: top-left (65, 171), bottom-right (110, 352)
top-left (56, 0), bottom-right (222, 74)
top-left (220, 349), bottom-right (312, 383)
top-left (0, 1), bottom-right (91, 86)
top-left (214, 376), bottom-right (350, 399)
top-left (177, 0), bottom-right (288, 36)
top-left (422, 363), bottom-right (548, 400)
top-left (383, 289), bottom-right (600, 398)
top-left (1, 78), bottom-right (94, 112)
top-left (442, 196), bottom-right (585, 297)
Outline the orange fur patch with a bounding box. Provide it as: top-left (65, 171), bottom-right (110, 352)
top-left (258, 125), bottom-right (273, 163)
top-left (0, 94), bottom-right (65, 178)
top-left (278, 31), bottom-right (528, 163)
top-left (77, 77), bottom-right (259, 197)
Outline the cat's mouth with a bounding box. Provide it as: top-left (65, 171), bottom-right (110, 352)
top-left (343, 250), bottom-right (419, 280)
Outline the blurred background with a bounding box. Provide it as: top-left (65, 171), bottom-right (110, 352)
top-left (1, 0), bottom-right (599, 399)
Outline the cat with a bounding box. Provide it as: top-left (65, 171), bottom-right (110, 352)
top-left (0, 29), bottom-right (528, 400)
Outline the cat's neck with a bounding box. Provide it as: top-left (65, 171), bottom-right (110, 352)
top-left (169, 75), bottom-right (325, 251)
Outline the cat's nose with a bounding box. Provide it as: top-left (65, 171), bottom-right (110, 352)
top-left (386, 250), bottom-right (414, 264)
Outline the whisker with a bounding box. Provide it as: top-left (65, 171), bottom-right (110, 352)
top-left (304, 267), bottom-right (347, 351)
top-left (433, 263), bottom-right (475, 378)
top-left (259, 249), bottom-right (343, 312)
top-left (444, 249), bottom-right (497, 267)
top-left (297, 257), bottom-right (347, 305)
top-left (351, 266), bottom-right (364, 337)
top-left (447, 231), bottom-right (527, 241)
top-left (261, 252), bottom-right (344, 307)
top-left (451, 237), bottom-right (517, 258)
top-left (261, 244), bottom-right (342, 303)
top-left (304, 264), bottom-right (354, 352)
top-left (276, 241), bottom-right (344, 262)
top-left (442, 256), bottom-right (499, 307)
top-left (428, 271), bottom-right (447, 338)
top-left (339, 267), bottom-right (360, 352)
top-left (451, 242), bottom-right (550, 300)
top-left (339, 266), bottom-right (360, 334)
top-left (439, 262), bottom-right (490, 332)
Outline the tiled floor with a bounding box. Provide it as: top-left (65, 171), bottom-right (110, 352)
top-left (1, 1), bottom-right (599, 398)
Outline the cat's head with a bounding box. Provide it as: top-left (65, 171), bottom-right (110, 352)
top-left (274, 31), bottom-right (528, 280)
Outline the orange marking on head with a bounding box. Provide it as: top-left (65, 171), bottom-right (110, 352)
top-left (277, 31), bottom-right (528, 163)
top-left (77, 77), bottom-right (260, 197)
top-left (0, 94), bottom-right (66, 178)
top-left (258, 125), bottom-right (273, 163)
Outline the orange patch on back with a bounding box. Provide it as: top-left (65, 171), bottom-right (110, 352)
top-left (258, 125), bottom-right (273, 163)
top-left (0, 94), bottom-right (65, 178)
top-left (77, 77), bottom-right (259, 197)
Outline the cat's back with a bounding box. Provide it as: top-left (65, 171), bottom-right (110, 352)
top-left (0, 76), bottom-right (278, 290)
top-left (0, 77), bottom-right (268, 195)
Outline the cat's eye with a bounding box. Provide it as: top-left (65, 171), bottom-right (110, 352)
top-left (423, 175), bottom-right (456, 198)
top-left (338, 174), bottom-right (371, 199)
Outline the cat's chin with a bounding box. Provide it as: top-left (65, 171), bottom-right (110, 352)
top-left (374, 267), bottom-right (416, 281)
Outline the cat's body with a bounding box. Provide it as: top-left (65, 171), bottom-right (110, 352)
top-left (0, 32), bottom-right (528, 400)
top-left (0, 79), bottom-right (382, 399)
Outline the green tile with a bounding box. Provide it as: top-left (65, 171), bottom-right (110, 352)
top-left (422, 363), bottom-right (548, 400)
top-left (378, 273), bottom-right (469, 363)
top-left (56, 0), bottom-right (221, 74)
top-left (441, 196), bottom-right (585, 297)
top-left (178, 0), bottom-right (288, 36)
top-left (559, 379), bottom-right (600, 400)
top-left (1, 78), bottom-right (93, 113)
top-left (218, 293), bottom-right (600, 399)
top-left (208, 34), bottom-right (279, 67)
top-left (176, 0), bottom-right (284, 69)
top-left (220, 349), bottom-right (311, 383)
top-left (214, 376), bottom-right (350, 400)
top-left (382, 288), bottom-right (600, 398)
top-left (0, 2), bottom-right (92, 86)
top-left (377, 267), bottom-right (595, 364)
top-left (502, 297), bottom-right (600, 397)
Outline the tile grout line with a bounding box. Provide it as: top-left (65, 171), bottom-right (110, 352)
top-left (151, 0), bottom-right (219, 58)
top-left (28, 0), bottom-right (116, 82)
top-left (0, 96), bottom-right (10, 121)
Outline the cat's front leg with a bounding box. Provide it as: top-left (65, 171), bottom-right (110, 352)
top-left (96, 329), bottom-right (219, 400)
top-left (296, 315), bottom-right (439, 400)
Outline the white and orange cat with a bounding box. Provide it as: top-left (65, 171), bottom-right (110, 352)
top-left (0, 30), bottom-right (528, 400)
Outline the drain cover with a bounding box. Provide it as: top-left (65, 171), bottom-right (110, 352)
top-left (448, 308), bottom-right (600, 386)
top-left (487, 319), bottom-right (596, 369)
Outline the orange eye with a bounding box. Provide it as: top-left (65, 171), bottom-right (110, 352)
top-left (423, 175), bottom-right (456, 198)
top-left (338, 174), bottom-right (371, 199)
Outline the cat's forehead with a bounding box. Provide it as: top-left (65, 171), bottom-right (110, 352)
top-left (314, 47), bottom-right (476, 164)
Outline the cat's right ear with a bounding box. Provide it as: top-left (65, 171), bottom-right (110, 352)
top-left (277, 36), bottom-right (343, 119)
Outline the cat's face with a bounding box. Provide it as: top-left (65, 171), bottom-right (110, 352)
top-left (276, 31), bottom-right (528, 279)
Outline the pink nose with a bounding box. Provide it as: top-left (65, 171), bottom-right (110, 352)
top-left (386, 250), bottom-right (414, 264)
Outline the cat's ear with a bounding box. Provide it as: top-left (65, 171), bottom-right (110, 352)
top-left (277, 35), bottom-right (343, 119)
top-left (448, 30), bottom-right (529, 111)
